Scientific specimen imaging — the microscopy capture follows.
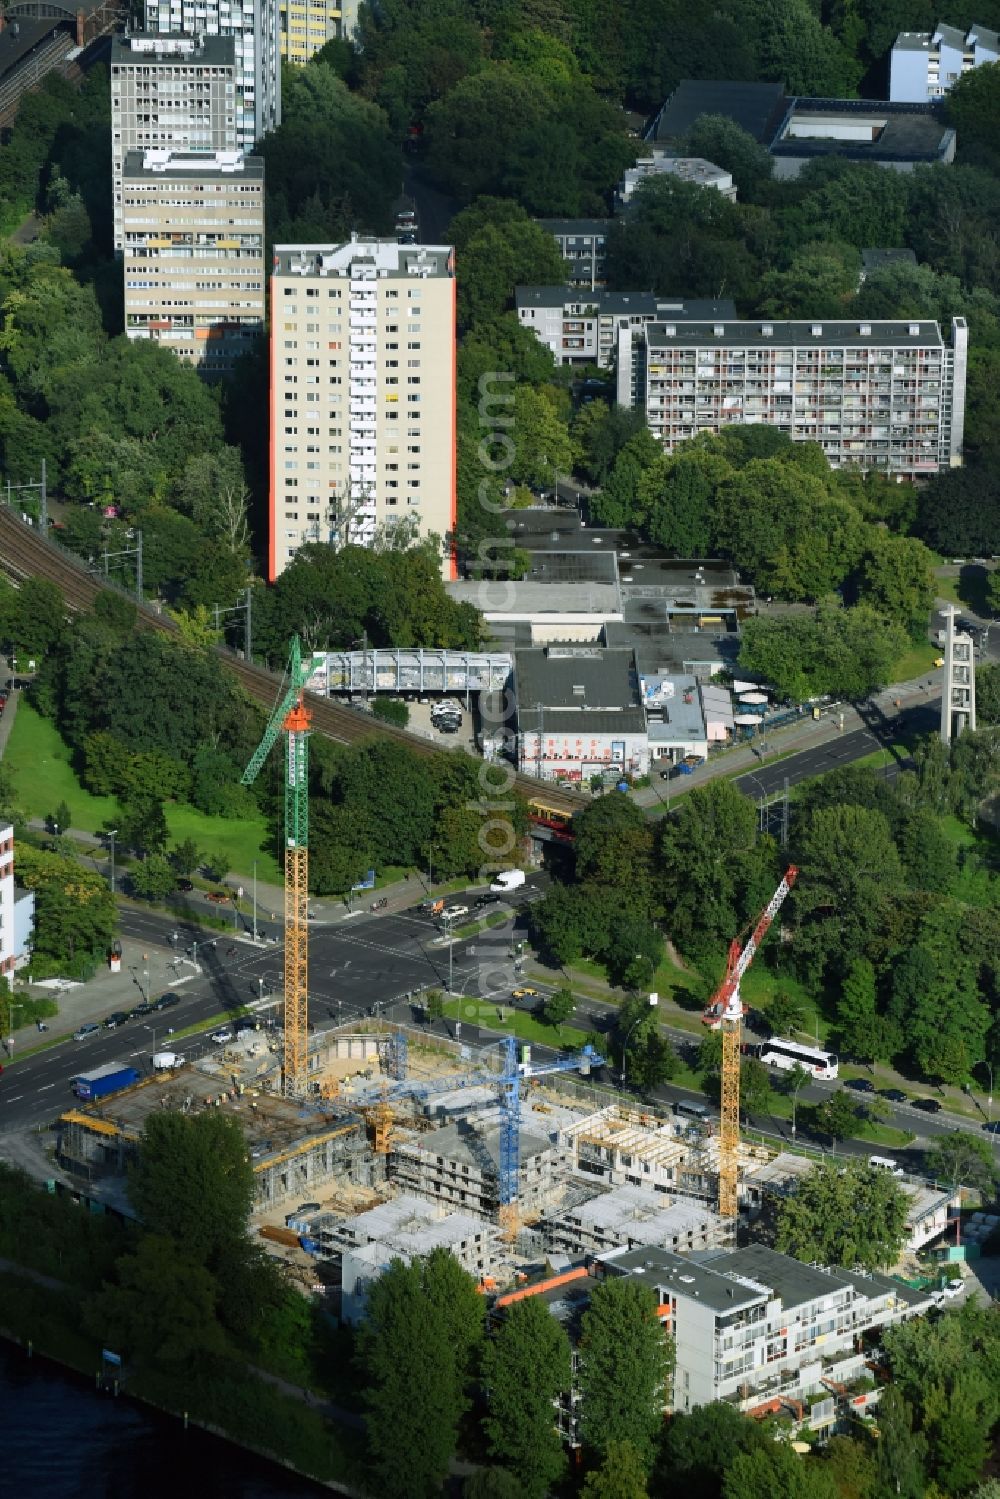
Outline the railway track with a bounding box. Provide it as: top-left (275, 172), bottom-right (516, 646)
top-left (0, 507), bottom-right (588, 816)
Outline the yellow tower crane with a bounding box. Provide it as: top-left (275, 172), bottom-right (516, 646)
top-left (701, 867), bottom-right (798, 1218)
top-left (242, 637), bottom-right (326, 1096)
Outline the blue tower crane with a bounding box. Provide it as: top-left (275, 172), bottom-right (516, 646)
top-left (354, 1035), bottom-right (604, 1236)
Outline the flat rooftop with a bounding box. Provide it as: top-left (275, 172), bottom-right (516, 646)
top-left (653, 80), bottom-right (788, 144)
top-left (396, 1116), bottom-right (550, 1171)
top-left (516, 286), bottom-right (659, 315)
top-left (772, 98), bottom-right (954, 164)
top-left (603, 1245), bottom-right (767, 1312)
top-left (447, 580), bottom-right (621, 616)
top-left (515, 646), bottom-right (641, 712)
top-left (123, 149), bottom-right (264, 182)
top-left (111, 32), bottom-right (235, 67)
top-left (646, 317), bottom-right (946, 349)
top-left (273, 237), bottom-right (454, 279)
top-left (565, 1184), bottom-right (719, 1244)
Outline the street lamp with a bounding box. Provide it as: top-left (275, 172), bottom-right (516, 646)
top-left (252, 859), bottom-right (258, 943)
top-left (621, 992), bottom-right (658, 1089)
top-left (981, 1059), bottom-right (994, 1125)
top-left (107, 828), bottom-right (118, 893)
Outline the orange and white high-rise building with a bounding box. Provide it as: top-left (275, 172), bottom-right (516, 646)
top-left (268, 237), bottom-right (457, 581)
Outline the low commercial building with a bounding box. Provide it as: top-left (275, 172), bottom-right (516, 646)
top-left (514, 646), bottom-right (649, 783)
top-left (598, 1241), bottom-right (933, 1414)
top-left (617, 152), bottom-right (736, 206)
top-left (516, 286), bottom-right (735, 369)
top-left (121, 148), bottom-right (265, 377)
top-left (649, 79), bottom-right (956, 176)
top-left (623, 316), bottom-right (968, 478)
top-left (535, 218), bottom-right (612, 290)
top-left (642, 673), bottom-right (709, 766)
top-left (891, 22), bottom-right (1000, 102)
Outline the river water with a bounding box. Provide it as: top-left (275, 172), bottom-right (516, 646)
top-left (0, 1341), bottom-right (326, 1498)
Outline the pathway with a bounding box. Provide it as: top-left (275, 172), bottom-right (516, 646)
top-left (0, 685), bottom-right (20, 760)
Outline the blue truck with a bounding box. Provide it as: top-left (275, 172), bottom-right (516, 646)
top-left (73, 1063), bottom-right (141, 1101)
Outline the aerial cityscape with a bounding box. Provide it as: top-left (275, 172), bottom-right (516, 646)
top-left (1, 1), bottom-right (1000, 1497)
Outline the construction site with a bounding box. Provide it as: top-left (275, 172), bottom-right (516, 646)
top-left (53, 637), bottom-right (804, 1322)
top-left (56, 1017), bottom-right (775, 1315)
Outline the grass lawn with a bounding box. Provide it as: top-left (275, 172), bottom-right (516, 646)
top-left (440, 994), bottom-right (588, 1051)
top-left (6, 702), bottom-right (281, 882)
top-left (934, 564), bottom-right (991, 615)
top-left (889, 639), bottom-right (940, 684)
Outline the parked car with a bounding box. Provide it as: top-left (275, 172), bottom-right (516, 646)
top-left (912, 1097), bottom-right (942, 1113)
top-left (128, 1003), bottom-right (154, 1019)
top-left (206, 890), bottom-right (231, 904)
top-left (234, 1017), bottom-right (258, 1034)
top-left (940, 1277), bottom-right (964, 1299)
top-left (845, 1078), bottom-right (876, 1094)
top-left (442, 905), bottom-right (469, 922)
top-left (73, 1023), bottom-right (100, 1041)
top-left (210, 1027), bottom-right (234, 1044)
top-left (880, 1088), bottom-right (908, 1104)
top-left (175, 878), bottom-right (194, 892)
top-left (103, 1012), bottom-right (130, 1030)
top-left (982, 1121), bottom-right (1000, 1134)
top-left (153, 993), bottom-right (180, 1011)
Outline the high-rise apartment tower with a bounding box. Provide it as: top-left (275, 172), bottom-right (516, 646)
top-left (269, 237), bottom-right (457, 581)
top-left (111, 33), bottom-right (238, 252)
top-left (143, 0), bottom-right (280, 147)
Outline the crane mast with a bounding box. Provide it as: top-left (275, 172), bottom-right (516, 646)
top-left (242, 637), bottom-right (325, 1096)
top-left (702, 867), bottom-right (798, 1218)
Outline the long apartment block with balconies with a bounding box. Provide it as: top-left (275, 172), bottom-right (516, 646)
top-left (122, 148), bottom-right (265, 377)
top-left (269, 237), bottom-right (456, 581)
top-left (111, 33), bottom-right (238, 252)
top-left (621, 316), bottom-right (968, 478)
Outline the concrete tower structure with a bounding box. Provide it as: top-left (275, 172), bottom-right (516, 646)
top-left (939, 605), bottom-right (977, 742)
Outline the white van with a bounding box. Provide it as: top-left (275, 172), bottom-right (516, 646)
top-left (152, 1051), bottom-right (185, 1070)
top-left (490, 870), bottom-right (526, 893)
top-left (868, 1154), bottom-right (904, 1177)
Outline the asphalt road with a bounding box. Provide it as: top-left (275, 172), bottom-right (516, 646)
top-left (0, 883), bottom-right (548, 1133)
top-left (3, 890), bottom-right (990, 1177)
top-left (733, 698), bottom-right (941, 802)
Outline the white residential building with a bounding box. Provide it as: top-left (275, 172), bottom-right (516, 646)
top-left (0, 825), bottom-right (33, 977)
top-left (515, 287), bottom-right (735, 370)
top-left (890, 22), bottom-right (1000, 102)
top-left (623, 316), bottom-right (968, 479)
top-left (599, 1242), bottom-right (933, 1415)
top-left (617, 151), bottom-right (737, 206)
top-left (143, 0), bottom-right (281, 148)
top-left (110, 33), bottom-right (238, 252)
top-left (269, 238), bottom-right (457, 580)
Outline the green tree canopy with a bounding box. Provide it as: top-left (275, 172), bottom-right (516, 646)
top-left (775, 1159), bottom-right (910, 1269)
top-left (481, 1294), bottom-right (571, 1498)
top-left (578, 1276), bottom-right (672, 1469)
top-left (129, 1112), bottom-right (256, 1268)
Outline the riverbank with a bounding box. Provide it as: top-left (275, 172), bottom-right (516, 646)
top-left (0, 1264), bottom-right (366, 1496)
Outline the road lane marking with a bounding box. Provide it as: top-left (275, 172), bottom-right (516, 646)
top-left (37, 1083), bottom-right (55, 1091)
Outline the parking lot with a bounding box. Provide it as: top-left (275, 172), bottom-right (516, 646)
top-left (403, 698), bottom-right (478, 753)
